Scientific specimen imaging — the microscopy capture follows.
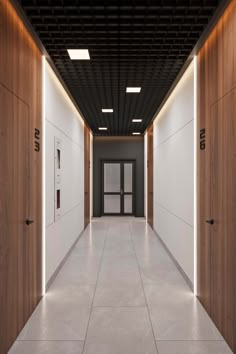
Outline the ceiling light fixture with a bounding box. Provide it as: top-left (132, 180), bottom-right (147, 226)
top-left (126, 87), bottom-right (141, 93)
top-left (99, 127), bottom-right (108, 131)
top-left (67, 49), bottom-right (90, 60)
top-left (102, 109), bottom-right (113, 113)
top-left (132, 119), bottom-right (142, 123)
top-left (132, 132), bottom-right (141, 135)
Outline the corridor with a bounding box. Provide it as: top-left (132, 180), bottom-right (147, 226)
top-left (9, 218), bottom-right (231, 354)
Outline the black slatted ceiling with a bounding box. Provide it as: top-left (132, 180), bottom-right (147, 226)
top-left (18, 0), bottom-right (221, 135)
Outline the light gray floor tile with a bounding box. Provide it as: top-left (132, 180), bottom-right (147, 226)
top-left (156, 340), bottom-right (233, 354)
top-left (18, 288), bottom-right (93, 340)
top-left (83, 307), bottom-right (157, 354)
top-left (12, 217), bottom-right (231, 354)
top-left (48, 278), bottom-right (96, 298)
top-left (149, 297), bottom-right (223, 341)
top-left (103, 243), bottom-right (135, 258)
top-left (144, 281), bottom-right (191, 307)
top-left (8, 341), bottom-right (84, 354)
top-left (138, 258), bottom-right (186, 285)
top-left (105, 225), bottom-right (130, 236)
top-left (97, 262), bottom-right (141, 284)
top-left (93, 282), bottom-right (146, 307)
top-left (56, 257), bottom-right (100, 285)
top-left (75, 237), bottom-right (105, 251)
top-left (68, 250), bottom-right (103, 263)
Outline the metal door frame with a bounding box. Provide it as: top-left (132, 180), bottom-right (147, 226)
top-left (101, 159), bottom-right (136, 216)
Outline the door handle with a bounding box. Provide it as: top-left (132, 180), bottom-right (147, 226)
top-left (25, 219), bottom-right (34, 225)
top-left (205, 219), bottom-right (215, 225)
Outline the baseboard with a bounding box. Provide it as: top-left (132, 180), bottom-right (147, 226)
top-left (153, 228), bottom-right (194, 291)
top-left (46, 227), bottom-right (85, 292)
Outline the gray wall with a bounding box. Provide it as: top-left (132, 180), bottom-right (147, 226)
top-left (93, 136), bottom-right (144, 217)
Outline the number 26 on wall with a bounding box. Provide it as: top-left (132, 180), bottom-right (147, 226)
top-left (34, 128), bottom-right (40, 152)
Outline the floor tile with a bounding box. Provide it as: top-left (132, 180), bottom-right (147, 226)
top-left (8, 341), bottom-right (84, 354)
top-left (12, 217), bottom-right (232, 354)
top-left (93, 282), bottom-right (146, 307)
top-left (97, 261), bottom-right (141, 284)
top-left (55, 257), bottom-right (100, 285)
top-left (156, 340), bottom-right (233, 354)
top-left (149, 297), bottom-right (223, 341)
top-left (18, 288), bottom-right (93, 341)
top-left (83, 307), bottom-right (157, 354)
top-left (103, 242), bottom-right (135, 258)
top-left (144, 281), bottom-right (191, 307)
top-left (138, 257), bottom-right (186, 285)
top-left (75, 236), bottom-right (105, 251)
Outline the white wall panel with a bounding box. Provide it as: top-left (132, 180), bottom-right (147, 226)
top-left (153, 64), bottom-right (194, 149)
top-left (46, 204), bottom-right (84, 282)
top-left (153, 62), bottom-right (194, 284)
top-left (155, 121), bottom-right (194, 226)
top-left (45, 62), bottom-right (85, 283)
top-left (154, 204), bottom-right (194, 281)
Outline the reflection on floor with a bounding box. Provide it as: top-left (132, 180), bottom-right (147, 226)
top-left (9, 218), bottom-right (232, 354)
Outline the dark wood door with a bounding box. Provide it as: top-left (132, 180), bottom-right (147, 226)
top-left (0, 85), bottom-right (30, 354)
top-left (84, 125), bottom-right (90, 228)
top-left (147, 124), bottom-right (153, 227)
top-left (209, 90), bottom-right (236, 350)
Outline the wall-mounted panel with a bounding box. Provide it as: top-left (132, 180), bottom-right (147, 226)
top-left (153, 62), bottom-right (194, 284)
top-left (45, 62), bottom-right (85, 284)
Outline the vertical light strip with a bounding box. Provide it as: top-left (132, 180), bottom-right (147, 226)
top-left (194, 55), bottom-right (198, 295)
top-left (144, 133), bottom-right (148, 219)
top-left (42, 56), bottom-right (46, 295)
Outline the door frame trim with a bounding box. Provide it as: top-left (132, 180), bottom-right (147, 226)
top-left (100, 159), bottom-right (136, 216)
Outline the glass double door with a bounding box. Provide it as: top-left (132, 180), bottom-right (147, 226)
top-left (102, 161), bottom-right (135, 215)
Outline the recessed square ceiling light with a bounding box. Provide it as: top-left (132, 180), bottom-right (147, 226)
top-left (132, 132), bottom-right (141, 135)
top-left (126, 87), bottom-right (141, 93)
top-left (102, 109), bottom-right (113, 113)
top-left (132, 119), bottom-right (142, 122)
top-left (67, 49), bottom-right (90, 60)
top-left (99, 127), bottom-right (108, 131)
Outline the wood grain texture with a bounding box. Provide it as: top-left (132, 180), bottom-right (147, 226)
top-left (210, 91), bottom-right (236, 349)
top-left (0, 1), bottom-right (42, 353)
top-left (197, 1), bottom-right (236, 351)
top-left (84, 125), bottom-right (90, 228)
top-left (147, 123), bottom-right (153, 228)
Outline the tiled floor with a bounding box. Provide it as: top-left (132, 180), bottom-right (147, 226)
top-left (9, 218), bottom-right (233, 354)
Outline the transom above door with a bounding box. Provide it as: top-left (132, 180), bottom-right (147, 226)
top-left (102, 160), bottom-right (135, 216)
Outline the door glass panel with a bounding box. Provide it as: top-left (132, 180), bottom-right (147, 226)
top-left (104, 163), bottom-right (120, 193)
top-left (124, 195), bottom-right (132, 214)
top-left (104, 195), bottom-right (121, 213)
top-left (124, 163), bottom-right (132, 193)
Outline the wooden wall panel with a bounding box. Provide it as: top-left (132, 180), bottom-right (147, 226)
top-left (0, 85), bottom-right (18, 354)
top-left (0, 1), bottom-right (42, 353)
top-left (222, 5), bottom-right (235, 94)
top-left (197, 1), bottom-right (236, 352)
